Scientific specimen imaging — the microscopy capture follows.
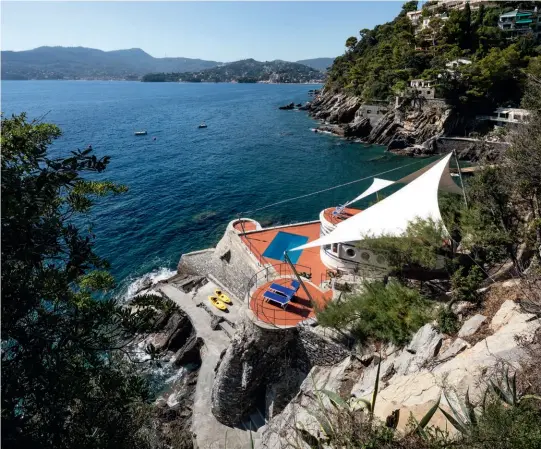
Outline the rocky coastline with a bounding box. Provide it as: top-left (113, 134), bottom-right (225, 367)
top-left (280, 89), bottom-right (507, 161)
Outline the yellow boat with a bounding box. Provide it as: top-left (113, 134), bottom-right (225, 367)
top-left (209, 295), bottom-right (227, 311)
top-left (214, 289), bottom-right (232, 304)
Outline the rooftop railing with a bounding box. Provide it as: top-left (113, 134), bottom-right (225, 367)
top-left (245, 263), bottom-right (317, 328)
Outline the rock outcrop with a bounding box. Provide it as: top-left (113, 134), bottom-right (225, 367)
top-left (306, 89), bottom-right (453, 152)
top-left (257, 299), bottom-right (540, 448)
top-left (211, 319), bottom-right (350, 426)
top-left (211, 320), bottom-right (299, 426)
top-left (279, 102), bottom-right (295, 110)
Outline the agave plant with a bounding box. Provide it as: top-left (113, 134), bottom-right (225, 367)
top-left (439, 388), bottom-right (478, 435)
top-left (408, 394), bottom-right (442, 440)
top-left (488, 366), bottom-right (541, 407)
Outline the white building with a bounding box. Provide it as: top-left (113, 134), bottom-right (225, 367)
top-left (446, 58), bottom-right (472, 69)
top-left (410, 79), bottom-right (436, 99)
top-left (477, 108), bottom-right (530, 124)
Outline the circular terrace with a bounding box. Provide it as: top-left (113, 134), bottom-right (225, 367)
top-left (246, 263), bottom-right (331, 328)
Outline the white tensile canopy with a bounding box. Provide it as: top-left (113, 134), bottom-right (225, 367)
top-left (345, 157), bottom-right (463, 207)
top-left (291, 153), bottom-right (457, 251)
top-left (344, 178), bottom-right (395, 206)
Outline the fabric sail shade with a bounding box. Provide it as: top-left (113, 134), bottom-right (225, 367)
top-left (344, 156), bottom-right (463, 208)
top-left (344, 178), bottom-right (395, 206)
top-left (291, 153), bottom-right (456, 252)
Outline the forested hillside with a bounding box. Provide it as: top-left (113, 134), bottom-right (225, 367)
top-left (142, 59), bottom-right (324, 83)
top-left (327, 1), bottom-right (541, 113)
top-left (1, 47), bottom-right (220, 80)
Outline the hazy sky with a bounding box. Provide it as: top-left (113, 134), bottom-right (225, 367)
top-left (1, 1), bottom-right (403, 61)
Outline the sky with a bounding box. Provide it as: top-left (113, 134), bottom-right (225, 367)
top-left (1, 1), bottom-right (404, 61)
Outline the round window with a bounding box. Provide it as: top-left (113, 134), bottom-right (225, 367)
top-left (377, 255), bottom-right (386, 264)
top-left (361, 252), bottom-right (370, 261)
top-left (345, 248), bottom-right (356, 258)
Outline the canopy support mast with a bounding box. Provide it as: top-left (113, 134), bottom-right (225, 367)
top-left (284, 251), bottom-right (314, 306)
top-left (453, 149), bottom-right (468, 208)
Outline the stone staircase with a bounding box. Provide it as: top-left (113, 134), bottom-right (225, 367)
top-left (220, 321), bottom-right (236, 339)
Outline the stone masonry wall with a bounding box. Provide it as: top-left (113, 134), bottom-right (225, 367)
top-left (296, 325), bottom-right (351, 372)
top-left (178, 225), bottom-right (261, 301)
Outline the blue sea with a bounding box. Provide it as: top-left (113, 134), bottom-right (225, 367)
top-left (2, 81), bottom-right (428, 296)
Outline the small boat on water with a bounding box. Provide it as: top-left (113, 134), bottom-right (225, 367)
top-left (198, 122), bottom-right (207, 129)
top-left (134, 131), bottom-right (147, 136)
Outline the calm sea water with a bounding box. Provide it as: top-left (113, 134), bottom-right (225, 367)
top-left (2, 81), bottom-right (430, 295)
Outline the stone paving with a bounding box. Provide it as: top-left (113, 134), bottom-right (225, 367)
top-left (159, 283), bottom-right (255, 449)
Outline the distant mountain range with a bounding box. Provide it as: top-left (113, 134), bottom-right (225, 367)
top-left (1, 46), bottom-right (333, 81)
top-left (296, 58), bottom-right (335, 72)
top-left (143, 59), bottom-right (325, 84)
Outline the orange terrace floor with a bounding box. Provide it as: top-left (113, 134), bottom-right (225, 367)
top-left (250, 278), bottom-right (328, 326)
top-left (238, 221), bottom-right (334, 326)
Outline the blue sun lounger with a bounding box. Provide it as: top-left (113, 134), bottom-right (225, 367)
top-left (290, 279), bottom-right (300, 291)
top-left (270, 283), bottom-right (296, 298)
top-left (263, 290), bottom-right (290, 309)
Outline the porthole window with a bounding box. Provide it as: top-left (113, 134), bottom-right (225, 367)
top-left (377, 255), bottom-right (386, 264)
top-left (346, 248), bottom-right (356, 258)
top-left (361, 252), bottom-right (370, 261)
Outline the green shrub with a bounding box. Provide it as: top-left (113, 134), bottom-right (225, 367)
top-left (436, 307), bottom-right (460, 335)
top-left (450, 265), bottom-right (484, 304)
top-left (361, 218), bottom-right (449, 275)
top-left (460, 400), bottom-right (541, 449)
top-left (317, 281), bottom-right (433, 346)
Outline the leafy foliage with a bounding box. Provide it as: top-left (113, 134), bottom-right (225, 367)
top-left (1, 113), bottom-right (170, 449)
top-left (436, 307), bottom-right (460, 335)
top-left (326, 2), bottom-right (539, 112)
top-left (142, 58), bottom-right (324, 83)
top-left (361, 218), bottom-right (450, 277)
top-left (317, 281), bottom-right (433, 346)
top-left (450, 266), bottom-right (484, 304)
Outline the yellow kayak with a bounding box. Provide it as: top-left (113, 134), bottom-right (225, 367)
top-left (214, 289), bottom-right (232, 304)
top-left (209, 295), bottom-right (227, 311)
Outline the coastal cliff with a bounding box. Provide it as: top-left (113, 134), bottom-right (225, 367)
top-left (307, 89), bottom-right (453, 155)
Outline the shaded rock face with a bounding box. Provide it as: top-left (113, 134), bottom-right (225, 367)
top-left (211, 320), bottom-right (350, 426)
top-left (211, 320), bottom-right (299, 426)
top-left (149, 308), bottom-right (196, 356)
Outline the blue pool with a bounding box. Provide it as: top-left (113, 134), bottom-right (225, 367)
top-left (262, 231), bottom-right (309, 264)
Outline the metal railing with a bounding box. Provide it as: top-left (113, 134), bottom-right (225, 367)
top-left (244, 263), bottom-right (315, 328)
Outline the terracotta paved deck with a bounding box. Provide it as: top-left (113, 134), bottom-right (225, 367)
top-left (233, 220), bottom-right (257, 232)
top-left (240, 222), bottom-right (332, 285)
top-left (322, 206), bottom-right (362, 226)
top-left (250, 278), bottom-right (328, 326)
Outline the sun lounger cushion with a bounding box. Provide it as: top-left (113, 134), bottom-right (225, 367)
top-left (263, 290), bottom-right (290, 308)
top-left (270, 283), bottom-right (295, 298)
top-left (290, 280), bottom-right (300, 291)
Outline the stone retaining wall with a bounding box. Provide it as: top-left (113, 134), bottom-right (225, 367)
top-left (296, 325), bottom-right (351, 371)
top-left (178, 221), bottom-right (261, 301)
top-left (434, 137), bottom-right (508, 161)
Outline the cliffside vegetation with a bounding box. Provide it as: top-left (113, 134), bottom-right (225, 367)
top-left (1, 114), bottom-right (181, 449)
top-left (313, 74), bottom-right (541, 448)
top-left (142, 58), bottom-right (324, 83)
top-left (327, 1), bottom-right (541, 113)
